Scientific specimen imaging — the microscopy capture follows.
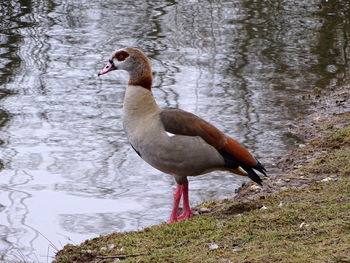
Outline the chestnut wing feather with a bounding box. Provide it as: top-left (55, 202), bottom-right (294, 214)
top-left (159, 108), bottom-right (266, 185)
top-left (159, 109), bottom-right (256, 164)
top-left (159, 108), bottom-right (227, 149)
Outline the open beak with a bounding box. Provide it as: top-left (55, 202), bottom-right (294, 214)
top-left (98, 59), bottom-right (117, 76)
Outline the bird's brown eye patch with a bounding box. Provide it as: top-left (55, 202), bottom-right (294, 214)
top-left (115, 50), bottom-right (129, 61)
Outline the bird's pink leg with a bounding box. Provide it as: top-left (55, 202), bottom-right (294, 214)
top-left (177, 178), bottom-right (195, 220)
top-left (167, 184), bottom-right (183, 223)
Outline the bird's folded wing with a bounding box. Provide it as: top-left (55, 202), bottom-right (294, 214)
top-left (159, 108), bottom-right (257, 167)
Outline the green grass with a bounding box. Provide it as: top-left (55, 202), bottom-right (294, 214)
top-left (54, 176), bottom-right (350, 263)
top-left (300, 114), bottom-right (350, 177)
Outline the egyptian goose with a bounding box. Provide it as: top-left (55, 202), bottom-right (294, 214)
top-left (98, 47), bottom-right (267, 223)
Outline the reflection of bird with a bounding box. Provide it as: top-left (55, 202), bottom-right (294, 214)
top-left (98, 47), bottom-right (267, 223)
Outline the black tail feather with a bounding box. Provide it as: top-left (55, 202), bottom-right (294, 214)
top-left (241, 165), bottom-right (263, 185)
top-left (254, 160), bottom-right (267, 176)
top-left (218, 149), bottom-right (267, 186)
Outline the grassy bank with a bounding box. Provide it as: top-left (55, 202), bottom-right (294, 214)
top-left (54, 87), bottom-right (350, 263)
top-left (55, 177), bottom-right (349, 263)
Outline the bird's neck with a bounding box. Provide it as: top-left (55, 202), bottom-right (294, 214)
top-left (128, 65), bottom-right (153, 90)
top-left (123, 85), bottom-right (160, 119)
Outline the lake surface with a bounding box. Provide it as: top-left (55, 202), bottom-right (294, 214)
top-left (0, 0), bottom-right (349, 262)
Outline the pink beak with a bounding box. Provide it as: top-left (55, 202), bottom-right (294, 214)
top-left (98, 59), bottom-right (117, 76)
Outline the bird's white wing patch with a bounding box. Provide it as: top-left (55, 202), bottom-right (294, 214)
top-left (166, 132), bottom-right (176, 137)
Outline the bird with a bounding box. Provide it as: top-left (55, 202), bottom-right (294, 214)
top-left (98, 47), bottom-right (267, 223)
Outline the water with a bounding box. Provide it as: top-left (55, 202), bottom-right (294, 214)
top-left (0, 0), bottom-right (349, 262)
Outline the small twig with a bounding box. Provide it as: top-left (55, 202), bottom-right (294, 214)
top-left (95, 240), bottom-right (190, 260)
top-left (287, 176), bottom-right (314, 181)
top-left (35, 229), bottom-right (59, 251)
top-left (96, 252), bottom-right (151, 260)
top-left (47, 245), bottom-right (50, 263)
top-left (172, 240), bottom-right (190, 248)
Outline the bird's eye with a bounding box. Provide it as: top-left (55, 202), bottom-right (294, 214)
top-left (115, 50), bottom-right (129, 61)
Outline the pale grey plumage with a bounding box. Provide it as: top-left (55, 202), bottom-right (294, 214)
top-left (122, 85), bottom-right (225, 183)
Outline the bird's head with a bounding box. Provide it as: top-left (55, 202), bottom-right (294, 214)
top-left (98, 47), bottom-right (152, 90)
